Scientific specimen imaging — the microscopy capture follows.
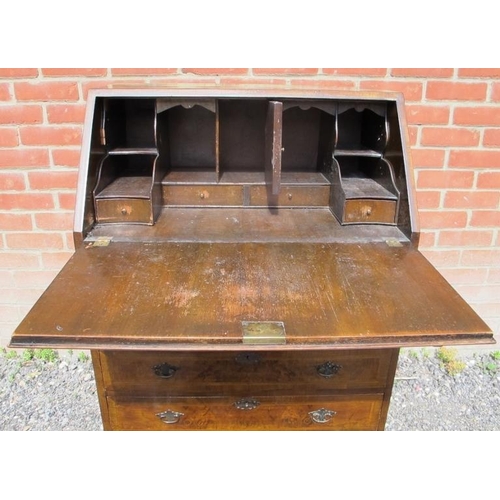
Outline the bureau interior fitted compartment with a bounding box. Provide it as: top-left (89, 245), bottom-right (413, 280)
top-left (91, 96), bottom-right (405, 225)
top-left (93, 152), bottom-right (162, 224)
top-left (93, 98), bottom-right (164, 225)
top-left (330, 155), bottom-right (400, 224)
top-left (157, 99), bottom-right (218, 179)
top-left (281, 101), bottom-right (336, 172)
top-left (335, 102), bottom-right (387, 154)
top-left (103, 98), bottom-right (157, 150)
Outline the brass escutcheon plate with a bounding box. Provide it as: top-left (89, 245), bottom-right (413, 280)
top-left (242, 321), bottom-right (286, 345)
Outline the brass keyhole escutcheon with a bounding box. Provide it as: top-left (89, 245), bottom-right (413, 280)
top-left (235, 352), bottom-right (261, 364)
top-left (153, 363), bottom-right (178, 379)
top-left (316, 361), bottom-right (342, 378)
top-left (234, 399), bottom-right (260, 410)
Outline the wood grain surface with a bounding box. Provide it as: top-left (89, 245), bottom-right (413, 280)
top-left (12, 241), bottom-right (492, 349)
top-left (107, 394), bottom-right (384, 431)
top-left (98, 349), bottom-right (395, 396)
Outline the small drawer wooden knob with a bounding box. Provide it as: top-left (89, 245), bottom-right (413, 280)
top-left (121, 207), bottom-right (128, 215)
top-left (287, 193), bottom-right (293, 200)
top-left (361, 206), bottom-right (372, 217)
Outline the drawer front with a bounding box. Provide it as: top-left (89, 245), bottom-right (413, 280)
top-left (163, 185), bottom-right (243, 206)
top-left (99, 349), bottom-right (394, 396)
top-left (249, 185), bottom-right (330, 207)
top-left (95, 198), bottom-right (152, 224)
top-left (107, 394), bottom-right (383, 431)
top-left (343, 199), bottom-right (396, 224)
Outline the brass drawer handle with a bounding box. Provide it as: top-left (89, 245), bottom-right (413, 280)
top-left (157, 409), bottom-right (184, 424)
top-left (153, 363), bottom-right (178, 379)
top-left (234, 398), bottom-right (260, 410)
top-left (309, 408), bottom-right (336, 424)
top-left (316, 361), bottom-right (342, 378)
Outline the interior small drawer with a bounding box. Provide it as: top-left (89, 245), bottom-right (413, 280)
top-left (95, 198), bottom-right (152, 224)
top-left (249, 185), bottom-right (330, 207)
top-left (343, 199), bottom-right (396, 224)
top-left (162, 185), bottom-right (243, 206)
top-left (97, 349), bottom-right (395, 397)
top-left (107, 393), bottom-right (384, 431)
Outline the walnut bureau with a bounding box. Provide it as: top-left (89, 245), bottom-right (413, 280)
top-left (10, 88), bottom-right (493, 431)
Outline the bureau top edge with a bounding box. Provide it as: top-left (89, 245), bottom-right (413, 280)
top-left (86, 87), bottom-right (406, 102)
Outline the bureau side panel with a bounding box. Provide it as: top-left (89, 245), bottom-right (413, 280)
top-left (377, 348), bottom-right (400, 431)
top-left (91, 350), bottom-right (112, 431)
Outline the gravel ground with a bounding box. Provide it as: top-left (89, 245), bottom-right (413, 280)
top-left (1, 347), bottom-right (499, 431)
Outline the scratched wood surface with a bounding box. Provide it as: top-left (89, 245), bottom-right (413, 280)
top-left (11, 242), bottom-right (492, 349)
top-left (88, 208), bottom-right (407, 243)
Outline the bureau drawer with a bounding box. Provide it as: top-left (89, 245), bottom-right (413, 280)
top-left (343, 199), bottom-right (396, 224)
top-left (249, 185), bottom-right (330, 207)
top-left (95, 198), bottom-right (152, 224)
top-left (98, 349), bottom-right (395, 396)
top-left (162, 185), bottom-right (244, 206)
top-left (107, 394), bottom-right (383, 431)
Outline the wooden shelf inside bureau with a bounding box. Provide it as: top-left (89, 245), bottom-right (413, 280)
top-left (95, 176), bottom-right (153, 199)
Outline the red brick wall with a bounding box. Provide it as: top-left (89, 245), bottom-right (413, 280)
top-left (1, 68), bottom-right (499, 345)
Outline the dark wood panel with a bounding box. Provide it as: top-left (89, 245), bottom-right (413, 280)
top-left (162, 170), bottom-right (330, 186)
top-left (219, 100), bottom-right (268, 172)
top-left (107, 394), bottom-right (383, 431)
top-left (88, 208), bottom-right (408, 243)
top-left (165, 105), bottom-right (216, 169)
top-left (281, 106), bottom-right (321, 171)
top-left (103, 98), bottom-right (157, 149)
top-left (11, 242), bottom-right (492, 349)
top-left (98, 349), bottom-right (394, 396)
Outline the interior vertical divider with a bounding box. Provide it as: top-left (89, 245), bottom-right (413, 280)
top-left (215, 100), bottom-right (220, 182)
top-left (265, 101), bottom-right (283, 196)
